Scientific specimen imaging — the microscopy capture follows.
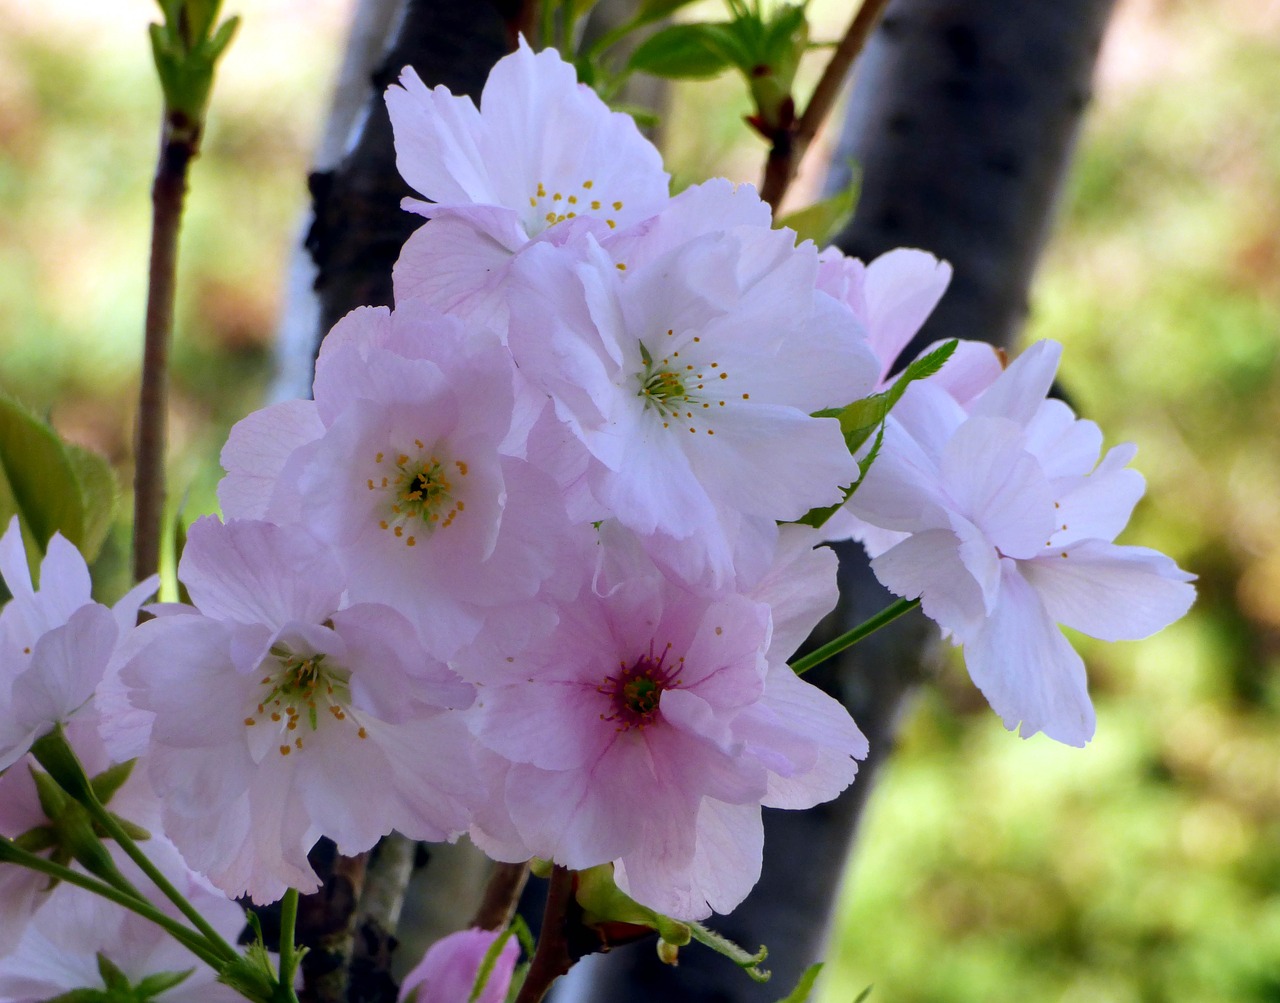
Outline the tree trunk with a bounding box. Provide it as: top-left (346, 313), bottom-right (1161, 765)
top-left (559, 1), bottom-right (1117, 999)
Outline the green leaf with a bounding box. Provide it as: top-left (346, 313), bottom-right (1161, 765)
top-left (97, 953), bottom-right (131, 992)
top-left (0, 392), bottom-right (86, 556)
top-left (776, 169), bottom-right (860, 246)
top-left (89, 759), bottom-right (137, 807)
top-left (626, 22), bottom-right (738, 79)
top-left (795, 340), bottom-right (957, 529)
top-left (469, 927), bottom-right (517, 1003)
top-left (133, 968), bottom-right (196, 998)
top-left (774, 962), bottom-right (823, 1002)
top-left (635, 0), bottom-right (704, 24)
top-left (688, 920), bottom-right (770, 982)
top-left (62, 442), bottom-right (117, 564)
top-left (853, 985), bottom-right (875, 1002)
top-left (821, 339), bottom-right (958, 455)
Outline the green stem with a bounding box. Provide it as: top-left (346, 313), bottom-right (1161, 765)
top-left (88, 800), bottom-right (240, 964)
top-left (790, 597), bottom-right (920, 675)
top-left (277, 887), bottom-right (301, 1001)
top-left (0, 839), bottom-right (224, 970)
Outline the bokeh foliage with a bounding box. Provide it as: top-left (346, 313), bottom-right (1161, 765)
top-left (0, 2), bottom-right (1275, 1001)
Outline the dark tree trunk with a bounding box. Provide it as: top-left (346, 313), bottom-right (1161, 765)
top-left (561, 1), bottom-right (1117, 999)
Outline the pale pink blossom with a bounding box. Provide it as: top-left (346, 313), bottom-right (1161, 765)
top-left (505, 224), bottom-right (874, 582)
top-left (0, 517), bottom-right (154, 772)
top-left (0, 834), bottom-right (247, 1002)
top-left (117, 517), bottom-right (477, 903)
top-left (846, 340), bottom-right (1196, 745)
top-left (387, 39), bottom-right (669, 326)
top-left (219, 306), bottom-right (575, 660)
top-left (398, 928), bottom-right (519, 1003)
top-left (467, 526), bottom-right (866, 919)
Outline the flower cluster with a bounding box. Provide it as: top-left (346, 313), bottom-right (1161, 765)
top-left (0, 38), bottom-right (1194, 995)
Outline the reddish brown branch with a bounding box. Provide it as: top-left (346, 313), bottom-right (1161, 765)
top-left (758, 0), bottom-right (894, 209)
top-left (133, 114), bottom-right (199, 585)
top-left (514, 866), bottom-right (576, 1003)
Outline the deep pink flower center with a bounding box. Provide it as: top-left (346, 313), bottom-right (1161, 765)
top-left (598, 642), bottom-right (684, 731)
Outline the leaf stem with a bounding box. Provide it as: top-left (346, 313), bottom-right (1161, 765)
top-left (790, 596), bottom-right (920, 675)
top-left (278, 887), bottom-right (301, 999)
top-left (86, 792), bottom-right (241, 964)
top-left (0, 838), bottom-right (225, 970)
top-left (758, 0), bottom-right (894, 209)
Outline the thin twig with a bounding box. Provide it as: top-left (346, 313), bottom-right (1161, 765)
top-left (133, 112), bottom-right (198, 584)
top-left (514, 866), bottom-right (576, 1003)
top-left (758, 0), bottom-right (894, 209)
top-left (471, 861), bottom-right (531, 932)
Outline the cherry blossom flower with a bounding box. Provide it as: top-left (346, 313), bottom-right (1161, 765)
top-left (845, 340), bottom-right (1196, 745)
top-left (505, 223), bottom-right (875, 582)
top-left (387, 39), bottom-right (669, 326)
top-left (467, 525), bottom-right (866, 920)
top-left (219, 305), bottom-right (575, 660)
top-left (117, 517), bottom-right (478, 903)
top-left (0, 834), bottom-right (247, 1002)
top-left (398, 928), bottom-right (519, 1003)
top-left (0, 518), bottom-right (154, 772)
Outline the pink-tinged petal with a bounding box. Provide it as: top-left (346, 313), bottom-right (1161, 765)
top-left (603, 177), bottom-right (772, 268)
top-left (863, 248), bottom-right (952, 382)
top-left (691, 405), bottom-right (856, 521)
top-left (871, 528), bottom-right (988, 638)
top-left (179, 518), bottom-right (343, 629)
top-left (754, 664), bottom-right (867, 809)
top-left (218, 399), bottom-right (324, 519)
top-left (0, 515), bottom-right (32, 597)
top-left (1024, 398), bottom-right (1101, 478)
top-left (745, 526), bottom-right (839, 660)
top-left (392, 216), bottom-right (518, 328)
top-left (971, 339), bottom-right (1062, 427)
top-left (1051, 444), bottom-right (1146, 544)
top-left (35, 534), bottom-right (93, 614)
top-left (386, 66), bottom-right (497, 206)
top-left (926, 338), bottom-right (1004, 405)
top-left (399, 928), bottom-right (519, 1003)
top-left (476, 679), bottom-right (613, 771)
top-left (617, 799), bottom-right (763, 920)
top-left (845, 417), bottom-right (951, 533)
top-left (885, 379), bottom-right (969, 468)
top-left (1021, 541), bottom-right (1196, 642)
top-left (965, 562), bottom-right (1096, 746)
top-left (941, 416), bottom-right (1056, 560)
top-left (657, 693), bottom-right (768, 806)
top-left (504, 759), bottom-right (640, 868)
top-left (948, 511), bottom-right (1003, 614)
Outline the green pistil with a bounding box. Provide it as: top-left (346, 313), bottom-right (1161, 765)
top-left (637, 340), bottom-right (692, 417)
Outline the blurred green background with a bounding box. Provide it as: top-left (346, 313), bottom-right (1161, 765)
top-left (0, 2), bottom-right (1275, 1001)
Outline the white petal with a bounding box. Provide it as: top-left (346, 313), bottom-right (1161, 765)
top-left (1021, 541), bottom-right (1196, 641)
top-left (964, 562), bottom-right (1096, 746)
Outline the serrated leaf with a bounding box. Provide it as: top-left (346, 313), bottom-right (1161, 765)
top-left (626, 23), bottom-right (737, 79)
top-left (774, 962), bottom-right (823, 1002)
top-left (0, 392), bottom-right (86, 556)
top-left (776, 170), bottom-right (860, 246)
top-left (795, 341), bottom-right (956, 530)
top-left (688, 920), bottom-right (770, 982)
